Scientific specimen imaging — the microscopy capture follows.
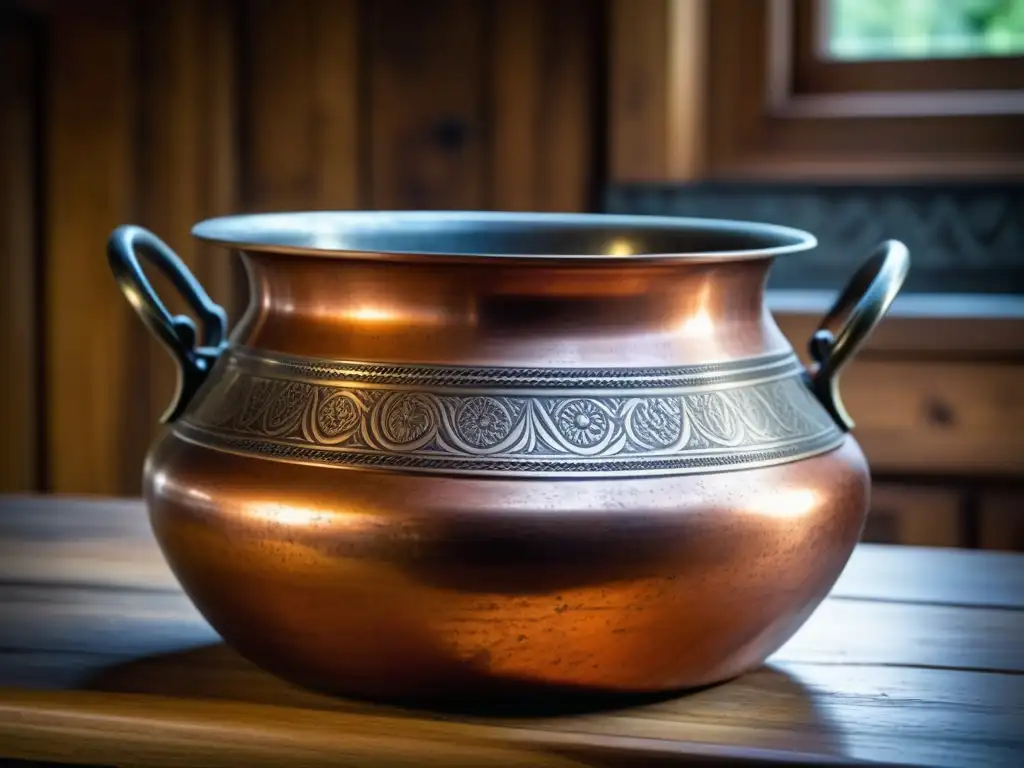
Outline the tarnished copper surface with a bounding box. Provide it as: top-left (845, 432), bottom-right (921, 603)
top-left (106, 212), bottom-right (909, 705)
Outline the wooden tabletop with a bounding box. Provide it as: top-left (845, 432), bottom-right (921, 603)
top-left (0, 495), bottom-right (1021, 767)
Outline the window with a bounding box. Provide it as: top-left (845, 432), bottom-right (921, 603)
top-left (825, 0), bottom-right (1024, 61)
top-left (791, 0), bottom-right (1024, 107)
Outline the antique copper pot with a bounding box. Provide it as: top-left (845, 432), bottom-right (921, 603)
top-left (108, 212), bottom-right (909, 705)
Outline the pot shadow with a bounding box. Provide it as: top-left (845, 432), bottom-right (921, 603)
top-left (84, 641), bottom-right (848, 756)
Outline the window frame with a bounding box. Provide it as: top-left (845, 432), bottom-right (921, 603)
top-left (609, 0), bottom-right (1024, 183)
top-left (789, 0), bottom-right (1024, 111)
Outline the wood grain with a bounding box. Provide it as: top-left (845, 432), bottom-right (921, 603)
top-left (491, 0), bottom-right (597, 212)
top-left (244, 0), bottom-right (361, 211)
top-left (609, 0), bottom-right (667, 182)
top-left (137, 0), bottom-right (242, 430)
top-left (368, 0), bottom-right (486, 209)
top-left (608, 0), bottom-right (708, 182)
top-left (0, 496), bottom-right (170, 591)
top-left (193, 0), bottom-right (243, 317)
top-left (45, 0), bottom-right (145, 495)
top-left (0, 16), bottom-right (40, 492)
top-left (821, 539), bottom-right (1024, 610)
top-left (0, 495), bottom-right (1022, 766)
top-left (0, 688), bottom-right (879, 768)
top-left (842, 360), bottom-right (1024, 476)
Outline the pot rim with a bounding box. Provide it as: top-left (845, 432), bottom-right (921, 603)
top-left (191, 210), bottom-right (818, 263)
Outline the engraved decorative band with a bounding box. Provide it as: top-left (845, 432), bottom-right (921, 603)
top-left (176, 348), bottom-right (844, 478)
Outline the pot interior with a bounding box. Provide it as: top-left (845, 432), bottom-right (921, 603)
top-left (192, 211), bottom-right (816, 261)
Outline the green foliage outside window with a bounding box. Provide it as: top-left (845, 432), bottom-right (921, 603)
top-left (827, 0), bottom-right (1024, 59)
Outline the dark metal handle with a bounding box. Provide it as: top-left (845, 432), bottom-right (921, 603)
top-left (107, 225), bottom-right (228, 423)
top-left (806, 239), bottom-right (910, 432)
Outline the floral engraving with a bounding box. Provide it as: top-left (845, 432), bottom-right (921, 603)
top-left (377, 393), bottom-right (437, 448)
top-left (555, 399), bottom-right (611, 448)
top-left (455, 397), bottom-right (514, 449)
top-left (177, 349), bottom-right (844, 477)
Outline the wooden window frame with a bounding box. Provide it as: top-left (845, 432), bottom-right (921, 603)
top-left (610, 0), bottom-right (1024, 182)
top-left (794, 1), bottom-right (1024, 97)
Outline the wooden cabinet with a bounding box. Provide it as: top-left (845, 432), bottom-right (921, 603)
top-left (863, 485), bottom-right (963, 549)
top-left (981, 493), bottom-right (1024, 552)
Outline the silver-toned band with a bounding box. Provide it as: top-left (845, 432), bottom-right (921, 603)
top-left (176, 348), bottom-right (843, 478)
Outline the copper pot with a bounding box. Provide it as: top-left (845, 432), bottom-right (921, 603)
top-left (108, 212), bottom-right (909, 705)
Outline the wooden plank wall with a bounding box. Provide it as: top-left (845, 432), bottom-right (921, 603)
top-left (0, 0), bottom-right (602, 497)
top-left (0, 12), bottom-right (40, 492)
top-left (2, 0), bottom-right (1021, 551)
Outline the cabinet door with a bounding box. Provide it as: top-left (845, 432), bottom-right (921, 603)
top-left (863, 484), bottom-right (963, 547)
top-left (981, 493), bottom-right (1024, 552)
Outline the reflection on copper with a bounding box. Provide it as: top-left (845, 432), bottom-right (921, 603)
top-left (184, 487), bottom-right (212, 504)
top-left (303, 296), bottom-right (460, 329)
top-left (676, 282), bottom-right (715, 340)
top-left (341, 304), bottom-right (401, 324)
top-left (242, 500), bottom-right (378, 531)
top-left (604, 238), bottom-right (636, 257)
top-left (243, 500), bottom-right (331, 527)
top-left (746, 487), bottom-right (821, 520)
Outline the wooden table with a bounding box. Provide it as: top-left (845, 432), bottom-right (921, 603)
top-left (0, 495), bottom-right (1021, 767)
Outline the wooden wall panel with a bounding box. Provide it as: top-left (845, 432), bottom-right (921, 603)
top-left (368, 0), bottom-right (487, 209)
top-left (608, 0), bottom-right (670, 182)
top-left (491, 0), bottom-right (598, 212)
top-left (137, 0), bottom-right (241, 431)
top-left (244, 0), bottom-right (361, 212)
top-left (192, 0), bottom-right (244, 320)
top-left (43, 0), bottom-right (243, 495)
top-left (10, 0), bottom-right (602, 497)
top-left (608, 0), bottom-right (707, 182)
top-left (0, 16), bottom-right (40, 492)
top-left (45, 0), bottom-right (144, 495)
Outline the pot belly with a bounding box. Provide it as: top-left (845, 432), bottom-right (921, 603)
top-left (145, 429), bottom-right (868, 702)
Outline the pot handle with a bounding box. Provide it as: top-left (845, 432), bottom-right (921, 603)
top-left (805, 239), bottom-right (910, 433)
top-left (107, 224), bottom-right (229, 423)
